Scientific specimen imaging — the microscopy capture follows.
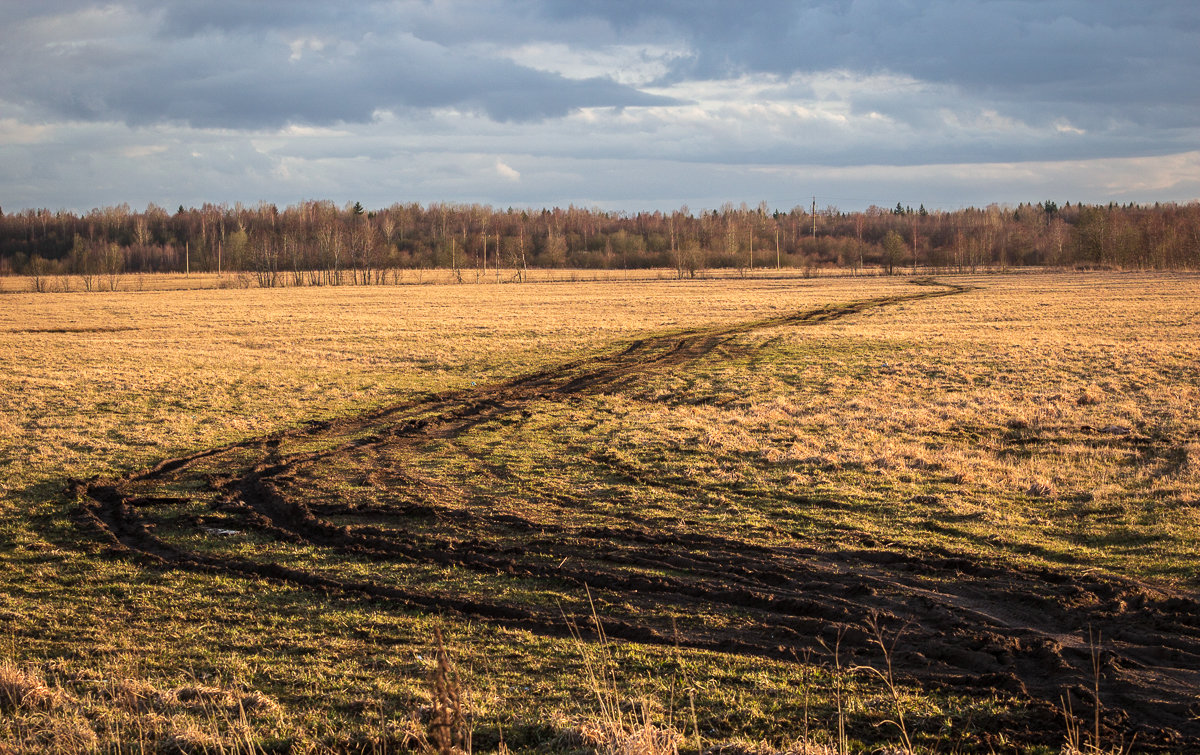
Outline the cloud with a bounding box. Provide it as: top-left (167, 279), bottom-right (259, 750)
top-left (154, 0), bottom-right (346, 36)
top-left (1, 1), bottom-right (1197, 212)
top-left (0, 118), bottom-right (52, 145)
top-left (495, 159), bottom-right (521, 182)
top-left (486, 41), bottom-right (690, 87)
top-left (545, 1), bottom-right (1200, 133)
top-left (0, 3), bottom-right (678, 129)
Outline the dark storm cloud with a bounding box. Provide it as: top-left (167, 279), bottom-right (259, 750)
top-left (0, 2), bottom-right (675, 129)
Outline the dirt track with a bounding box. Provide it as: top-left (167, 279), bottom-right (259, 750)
top-left (74, 280), bottom-right (1200, 750)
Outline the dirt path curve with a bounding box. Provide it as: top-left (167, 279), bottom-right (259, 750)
top-left (73, 280), bottom-right (1200, 750)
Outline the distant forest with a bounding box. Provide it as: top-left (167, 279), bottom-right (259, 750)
top-left (2, 199), bottom-right (1198, 287)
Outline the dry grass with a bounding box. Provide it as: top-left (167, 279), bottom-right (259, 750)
top-left (2, 271), bottom-right (1198, 752)
top-left (0, 266), bottom-right (870, 294)
top-left (3, 273), bottom-right (914, 752)
top-left (596, 272), bottom-right (1200, 580)
top-left (562, 597), bottom-right (686, 755)
top-left (0, 662), bottom-right (59, 713)
top-left (0, 656), bottom-right (286, 754)
top-left (0, 274), bottom-right (903, 495)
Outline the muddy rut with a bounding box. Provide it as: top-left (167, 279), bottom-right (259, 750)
top-left (74, 281), bottom-right (1200, 749)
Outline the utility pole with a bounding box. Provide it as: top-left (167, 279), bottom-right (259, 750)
top-left (185, 241), bottom-right (190, 277)
top-left (748, 225), bottom-right (754, 271)
top-left (670, 213), bottom-right (683, 279)
top-left (775, 226), bottom-right (781, 269)
top-left (520, 233), bottom-right (527, 282)
top-left (855, 214), bottom-right (864, 276)
top-left (911, 216), bottom-right (919, 274)
top-left (811, 196), bottom-right (817, 240)
top-left (513, 226), bottom-right (522, 283)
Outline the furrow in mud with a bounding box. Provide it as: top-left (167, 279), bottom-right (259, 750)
top-left (72, 281), bottom-right (1200, 750)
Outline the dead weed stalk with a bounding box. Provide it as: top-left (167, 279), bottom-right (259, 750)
top-left (563, 588), bottom-right (682, 755)
top-left (853, 615), bottom-right (913, 753)
top-left (817, 629), bottom-right (849, 755)
top-left (408, 626), bottom-right (473, 755)
top-left (1059, 628), bottom-right (1135, 755)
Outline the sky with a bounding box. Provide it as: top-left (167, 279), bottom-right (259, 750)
top-left (2, 1), bottom-right (1198, 214)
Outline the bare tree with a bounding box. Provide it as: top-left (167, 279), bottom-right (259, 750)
top-left (28, 255), bottom-right (49, 293)
top-left (882, 231), bottom-right (906, 275)
top-left (102, 243), bottom-right (123, 291)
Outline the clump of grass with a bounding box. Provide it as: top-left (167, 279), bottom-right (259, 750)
top-left (0, 661), bottom-right (59, 712)
top-left (163, 721), bottom-right (225, 753)
top-left (572, 707), bottom-right (683, 755)
top-left (817, 630), bottom-right (850, 755)
top-left (1026, 480), bottom-right (1056, 498)
top-left (1076, 384), bottom-right (1105, 406)
top-left (0, 655), bottom-right (290, 753)
top-left (0, 662), bottom-right (98, 753)
top-left (1178, 442), bottom-right (1200, 479)
top-left (703, 742), bottom-right (839, 754)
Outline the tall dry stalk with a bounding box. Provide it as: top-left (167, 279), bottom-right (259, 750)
top-left (428, 627), bottom-right (471, 755)
top-left (561, 588), bottom-right (681, 755)
top-left (1059, 628), bottom-right (1136, 755)
top-left (818, 628), bottom-right (849, 755)
top-left (855, 615), bottom-right (913, 753)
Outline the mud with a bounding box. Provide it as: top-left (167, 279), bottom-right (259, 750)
top-left (73, 281), bottom-right (1200, 750)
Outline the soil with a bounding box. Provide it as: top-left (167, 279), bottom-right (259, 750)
top-left (73, 281), bottom-right (1200, 750)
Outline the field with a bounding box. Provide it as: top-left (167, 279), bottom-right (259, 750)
top-left (2, 272), bottom-right (1199, 753)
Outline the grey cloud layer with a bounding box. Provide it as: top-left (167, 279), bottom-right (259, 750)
top-left (2, 1), bottom-right (1198, 212)
top-left (0, 2), bottom-right (674, 128)
top-left (5, 1), bottom-right (1195, 149)
top-left (551, 1), bottom-right (1200, 130)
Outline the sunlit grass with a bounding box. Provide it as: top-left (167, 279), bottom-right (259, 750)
top-left (2, 271), bottom-right (1197, 752)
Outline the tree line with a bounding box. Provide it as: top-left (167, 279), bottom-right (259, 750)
top-left (2, 199), bottom-right (1198, 288)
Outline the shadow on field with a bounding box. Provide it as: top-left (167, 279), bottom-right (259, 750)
top-left (73, 281), bottom-right (1200, 750)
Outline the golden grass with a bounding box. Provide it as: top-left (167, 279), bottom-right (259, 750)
top-left (0, 662), bottom-right (59, 713)
top-left (2, 270), bottom-right (1198, 752)
top-left (615, 272), bottom-right (1200, 579)
top-left (2, 273), bottom-right (913, 752)
top-left (0, 656), bottom-right (284, 754)
top-left (0, 266), bottom-right (867, 294)
top-left (0, 274), bottom-right (901, 492)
